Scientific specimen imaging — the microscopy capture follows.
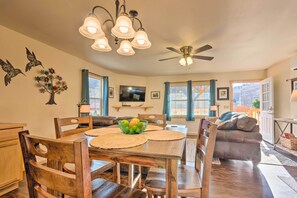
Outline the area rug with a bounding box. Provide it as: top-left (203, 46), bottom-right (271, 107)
top-left (278, 176), bottom-right (297, 193)
top-left (260, 142), bottom-right (297, 167)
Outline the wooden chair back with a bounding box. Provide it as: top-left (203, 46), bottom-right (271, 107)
top-left (19, 130), bottom-right (92, 198)
top-left (196, 119), bottom-right (217, 197)
top-left (138, 114), bottom-right (166, 129)
top-left (54, 116), bottom-right (93, 138)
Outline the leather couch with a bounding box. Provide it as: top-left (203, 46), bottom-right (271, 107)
top-left (208, 114), bottom-right (263, 165)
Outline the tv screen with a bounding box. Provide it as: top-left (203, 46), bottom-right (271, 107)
top-left (119, 85), bottom-right (146, 102)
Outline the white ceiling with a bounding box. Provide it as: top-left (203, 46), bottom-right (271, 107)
top-left (1, 0), bottom-right (297, 76)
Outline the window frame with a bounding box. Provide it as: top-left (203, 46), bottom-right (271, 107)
top-left (169, 81), bottom-right (211, 118)
top-left (192, 81), bottom-right (211, 117)
top-left (88, 73), bottom-right (103, 116)
top-left (169, 82), bottom-right (188, 117)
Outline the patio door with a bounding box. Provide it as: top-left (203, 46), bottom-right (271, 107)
top-left (260, 77), bottom-right (274, 144)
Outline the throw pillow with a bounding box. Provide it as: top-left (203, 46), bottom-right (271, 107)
top-left (236, 115), bottom-right (257, 132)
top-left (219, 112), bottom-right (242, 121)
top-left (217, 117), bottom-right (238, 130)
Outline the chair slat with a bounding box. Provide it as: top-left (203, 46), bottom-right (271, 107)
top-left (54, 116), bottom-right (93, 138)
top-left (29, 160), bottom-right (77, 197)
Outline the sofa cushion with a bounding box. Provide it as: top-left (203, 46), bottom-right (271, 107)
top-left (216, 130), bottom-right (262, 144)
top-left (236, 115), bottom-right (257, 132)
top-left (217, 118), bottom-right (238, 130)
top-left (219, 112), bottom-right (242, 121)
top-left (93, 116), bottom-right (117, 126)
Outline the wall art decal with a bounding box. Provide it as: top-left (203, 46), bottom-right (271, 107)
top-left (34, 68), bottom-right (68, 105)
top-left (0, 59), bottom-right (25, 86)
top-left (25, 47), bottom-right (43, 72)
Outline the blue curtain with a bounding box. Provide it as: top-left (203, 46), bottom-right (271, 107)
top-left (186, 80), bottom-right (195, 121)
top-left (163, 82), bottom-right (171, 121)
top-left (81, 69), bottom-right (89, 104)
top-left (209, 79), bottom-right (216, 117)
top-left (102, 76), bottom-right (109, 116)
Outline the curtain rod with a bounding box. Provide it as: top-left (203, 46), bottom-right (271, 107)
top-left (168, 79), bottom-right (217, 84)
top-left (89, 71), bottom-right (104, 77)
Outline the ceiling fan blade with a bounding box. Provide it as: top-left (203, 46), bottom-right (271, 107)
top-left (192, 55), bottom-right (214, 61)
top-left (193, 44), bottom-right (212, 54)
top-left (159, 56), bottom-right (180, 61)
top-left (166, 47), bottom-right (182, 54)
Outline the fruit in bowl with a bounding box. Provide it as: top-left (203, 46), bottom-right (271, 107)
top-left (118, 118), bottom-right (148, 134)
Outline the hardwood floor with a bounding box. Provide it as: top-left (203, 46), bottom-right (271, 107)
top-left (2, 160), bottom-right (297, 198)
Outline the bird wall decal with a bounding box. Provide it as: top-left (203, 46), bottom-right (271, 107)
top-left (0, 59), bottom-right (25, 86)
top-left (25, 47), bottom-right (43, 72)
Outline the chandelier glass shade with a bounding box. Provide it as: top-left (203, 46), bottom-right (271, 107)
top-left (79, 0), bottom-right (151, 56)
top-left (179, 56), bottom-right (193, 66)
top-left (91, 37), bottom-right (112, 52)
top-left (131, 30), bottom-right (151, 49)
top-left (117, 40), bottom-right (135, 56)
top-left (79, 15), bottom-right (105, 39)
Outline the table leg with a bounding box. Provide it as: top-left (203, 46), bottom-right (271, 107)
top-left (128, 164), bottom-right (134, 188)
top-left (113, 163), bottom-right (121, 184)
top-left (181, 139), bottom-right (186, 165)
top-left (165, 159), bottom-right (178, 198)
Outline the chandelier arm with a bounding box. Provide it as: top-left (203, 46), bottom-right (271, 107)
top-left (103, 19), bottom-right (115, 26)
top-left (130, 17), bottom-right (144, 30)
top-left (91, 6), bottom-right (115, 25)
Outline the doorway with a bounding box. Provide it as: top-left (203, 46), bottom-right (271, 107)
top-left (231, 81), bottom-right (261, 122)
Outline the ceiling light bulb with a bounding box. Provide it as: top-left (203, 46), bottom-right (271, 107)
top-left (186, 57), bottom-right (193, 65)
top-left (98, 44), bottom-right (106, 49)
top-left (137, 39), bottom-right (145, 45)
top-left (123, 48), bottom-right (130, 52)
top-left (119, 26), bottom-right (129, 33)
top-left (87, 26), bottom-right (97, 34)
top-left (179, 58), bottom-right (186, 66)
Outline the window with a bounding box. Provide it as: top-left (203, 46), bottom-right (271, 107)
top-left (192, 82), bottom-right (210, 116)
top-left (169, 81), bottom-right (210, 116)
top-left (170, 83), bottom-right (187, 116)
top-left (88, 74), bottom-right (102, 116)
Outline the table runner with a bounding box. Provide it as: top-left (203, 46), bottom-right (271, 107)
top-left (90, 133), bottom-right (148, 149)
top-left (144, 130), bottom-right (186, 141)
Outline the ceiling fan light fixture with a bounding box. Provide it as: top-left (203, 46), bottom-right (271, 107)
top-left (179, 57), bottom-right (186, 66)
top-left (111, 14), bottom-right (135, 39)
top-left (79, 14), bottom-right (105, 39)
top-left (186, 57), bottom-right (193, 65)
top-left (91, 37), bottom-right (112, 52)
top-left (117, 40), bottom-right (135, 56)
top-left (131, 30), bottom-right (151, 49)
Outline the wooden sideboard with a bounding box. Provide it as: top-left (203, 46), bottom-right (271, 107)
top-left (0, 123), bottom-right (26, 196)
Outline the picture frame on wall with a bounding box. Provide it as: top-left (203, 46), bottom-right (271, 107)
top-left (217, 87), bottom-right (229, 100)
top-left (109, 87), bottom-right (114, 98)
top-left (294, 80), bottom-right (297, 90)
top-left (151, 91), bottom-right (160, 99)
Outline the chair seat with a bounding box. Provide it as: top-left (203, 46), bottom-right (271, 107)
top-left (64, 160), bottom-right (115, 180)
top-left (92, 178), bottom-right (146, 198)
top-left (144, 164), bottom-right (202, 192)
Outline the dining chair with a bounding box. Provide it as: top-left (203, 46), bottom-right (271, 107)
top-left (18, 130), bottom-right (146, 198)
top-left (138, 114), bottom-right (166, 129)
top-left (54, 116), bottom-right (117, 182)
top-left (144, 118), bottom-right (217, 198)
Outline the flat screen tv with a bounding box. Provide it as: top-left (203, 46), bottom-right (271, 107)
top-left (119, 85), bottom-right (146, 102)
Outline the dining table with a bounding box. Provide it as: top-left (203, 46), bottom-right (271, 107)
top-left (59, 125), bottom-right (187, 198)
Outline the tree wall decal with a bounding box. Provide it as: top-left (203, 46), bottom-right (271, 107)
top-left (34, 68), bottom-right (68, 105)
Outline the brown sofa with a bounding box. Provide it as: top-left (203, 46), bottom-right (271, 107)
top-left (210, 115), bottom-right (263, 165)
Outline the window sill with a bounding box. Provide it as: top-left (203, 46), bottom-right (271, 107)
top-left (170, 115), bottom-right (207, 119)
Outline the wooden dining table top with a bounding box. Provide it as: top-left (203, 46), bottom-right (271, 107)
top-left (59, 126), bottom-right (187, 160)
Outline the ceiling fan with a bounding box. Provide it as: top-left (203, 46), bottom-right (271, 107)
top-left (159, 44), bottom-right (214, 66)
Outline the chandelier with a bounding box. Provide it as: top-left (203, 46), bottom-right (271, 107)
top-left (79, 0), bottom-right (151, 56)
